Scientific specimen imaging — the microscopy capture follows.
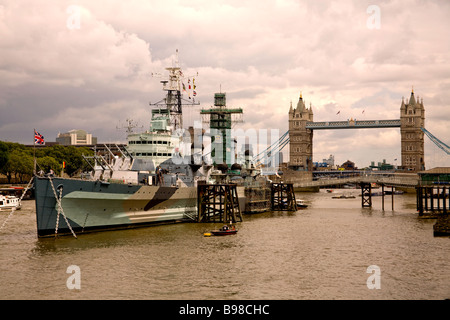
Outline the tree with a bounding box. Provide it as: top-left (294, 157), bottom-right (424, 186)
top-left (37, 156), bottom-right (60, 174)
top-left (0, 142), bottom-right (33, 183)
top-left (0, 141), bottom-right (9, 174)
top-left (43, 145), bottom-right (93, 176)
top-left (7, 149), bottom-right (34, 183)
top-left (0, 141), bottom-right (95, 180)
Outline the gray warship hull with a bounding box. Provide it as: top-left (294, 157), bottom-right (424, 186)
top-left (34, 176), bottom-right (197, 237)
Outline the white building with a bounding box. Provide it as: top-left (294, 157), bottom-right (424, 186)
top-left (56, 129), bottom-right (97, 145)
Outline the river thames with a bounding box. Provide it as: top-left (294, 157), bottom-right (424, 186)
top-left (0, 189), bottom-right (448, 300)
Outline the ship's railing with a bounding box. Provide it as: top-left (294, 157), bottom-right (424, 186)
top-left (183, 210), bottom-right (198, 221)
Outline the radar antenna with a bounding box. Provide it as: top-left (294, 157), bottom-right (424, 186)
top-left (116, 118), bottom-right (143, 135)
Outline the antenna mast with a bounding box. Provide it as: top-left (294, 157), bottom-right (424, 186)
top-left (150, 49), bottom-right (199, 132)
top-left (116, 118), bottom-right (143, 134)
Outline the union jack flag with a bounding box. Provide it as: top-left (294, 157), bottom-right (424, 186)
top-left (34, 129), bottom-right (45, 145)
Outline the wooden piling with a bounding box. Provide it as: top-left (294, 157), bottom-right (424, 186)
top-left (391, 186), bottom-right (394, 211)
top-left (443, 187), bottom-right (447, 214)
top-left (197, 184), bottom-right (243, 223)
top-left (417, 186), bottom-right (424, 216)
top-left (430, 187), bottom-right (434, 212)
top-left (271, 183), bottom-right (297, 211)
top-left (361, 182), bottom-right (372, 208)
top-left (416, 185), bottom-right (450, 216)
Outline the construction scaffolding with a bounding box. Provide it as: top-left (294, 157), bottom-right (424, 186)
top-left (200, 92), bottom-right (243, 166)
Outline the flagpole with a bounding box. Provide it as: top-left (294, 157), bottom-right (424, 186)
top-left (33, 128), bottom-right (36, 175)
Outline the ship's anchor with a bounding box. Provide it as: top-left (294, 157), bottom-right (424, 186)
top-left (48, 177), bottom-right (77, 239)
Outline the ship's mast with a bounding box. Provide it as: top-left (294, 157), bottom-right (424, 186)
top-left (150, 49), bottom-right (199, 132)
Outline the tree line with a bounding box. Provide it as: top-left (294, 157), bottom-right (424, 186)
top-left (0, 141), bottom-right (94, 183)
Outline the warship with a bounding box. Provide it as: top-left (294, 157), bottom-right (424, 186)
top-left (34, 51), bottom-right (217, 237)
top-left (34, 51), bottom-right (276, 238)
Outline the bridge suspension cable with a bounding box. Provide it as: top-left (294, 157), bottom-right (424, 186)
top-left (421, 128), bottom-right (450, 155)
top-left (253, 130), bottom-right (290, 166)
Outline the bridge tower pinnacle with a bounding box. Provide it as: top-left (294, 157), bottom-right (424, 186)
top-left (288, 93), bottom-right (313, 171)
top-left (400, 89), bottom-right (425, 171)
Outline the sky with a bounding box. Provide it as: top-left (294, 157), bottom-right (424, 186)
top-left (0, 0), bottom-right (449, 168)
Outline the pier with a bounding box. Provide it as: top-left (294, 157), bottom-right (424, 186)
top-left (196, 182), bottom-right (297, 223)
top-left (291, 172), bottom-right (420, 189)
top-left (360, 182), bottom-right (372, 208)
top-left (197, 184), bottom-right (243, 223)
top-left (416, 185), bottom-right (450, 237)
top-left (360, 183), bottom-right (397, 210)
top-left (416, 186), bottom-right (449, 215)
top-left (271, 183), bottom-right (297, 211)
top-left (244, 182), bottom-right (271, 213)
top-left (285, 171), bottom-right (418, 210)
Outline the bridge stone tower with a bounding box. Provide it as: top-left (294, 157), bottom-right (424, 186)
top-left (400, 89), bottom-right (425, 172)
top-left (288, 93), bottom-right (313, 171)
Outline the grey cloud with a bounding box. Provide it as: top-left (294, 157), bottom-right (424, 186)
top-left (0, 0), bottom-right (449, 168)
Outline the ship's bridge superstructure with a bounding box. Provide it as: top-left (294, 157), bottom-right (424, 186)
top-left (124, 50), bottom-right (199, 169)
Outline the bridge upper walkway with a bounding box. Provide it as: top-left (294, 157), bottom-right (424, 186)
top-left (305, 119), bottom-right (401, 130)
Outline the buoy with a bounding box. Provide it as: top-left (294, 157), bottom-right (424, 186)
top-left (203, 232), bottom-right (212, 237)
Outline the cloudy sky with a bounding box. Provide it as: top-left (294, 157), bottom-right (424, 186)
top-left (0, 0), bottom-right (449, 168)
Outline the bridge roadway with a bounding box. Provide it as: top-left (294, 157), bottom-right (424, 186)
top-left (292, 172), bottom-right (419, 188)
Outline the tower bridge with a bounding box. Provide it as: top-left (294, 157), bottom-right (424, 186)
top-left (253, 89), bottom-right (447, 174)
top-left (288, 90), bottom-right (425, 172)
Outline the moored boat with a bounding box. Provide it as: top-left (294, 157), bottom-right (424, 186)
top-left (296, 199), bottom-right (308, 209)
top-left (0, 195), bottom-right (21, 211)
top-left (210, 225), bottom-right (238, 236)
top-left (34, 175), bottom-right (200, 237)
top-left (33, 51), bottom-right (254, 237)
top-left (332, 194), bottom-right (356, 199)
top-left (34, 51), bottom-right (208, 237)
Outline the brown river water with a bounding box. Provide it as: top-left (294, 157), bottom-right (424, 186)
top-left (0, 189), bottom-right (448, 300)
